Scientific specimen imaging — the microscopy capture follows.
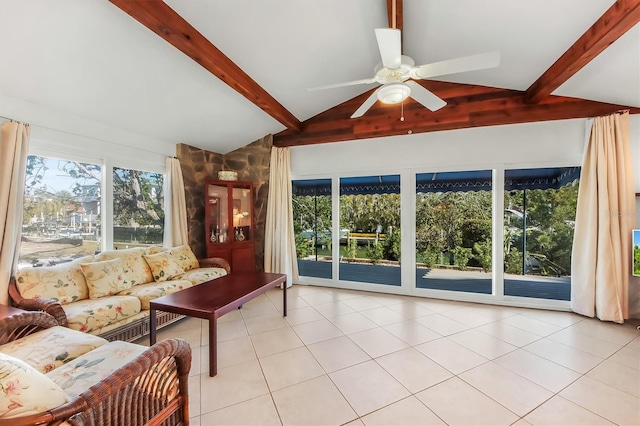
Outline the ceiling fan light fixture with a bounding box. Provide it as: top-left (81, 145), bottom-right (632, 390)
top-left (377, 83), bottom-right (410, 104)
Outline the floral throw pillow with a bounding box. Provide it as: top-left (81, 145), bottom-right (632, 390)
top-left (143, 252), bottom-right (185, 282)
top-left (0, 352), bottom-right (68, 419)
top-left (169, 245), bottom-right (199, 272)
top-left (80, 258), bottom-right (131, 299)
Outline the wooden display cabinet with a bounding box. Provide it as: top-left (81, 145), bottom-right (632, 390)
top-left (204, 179), bottom-right (255, 272)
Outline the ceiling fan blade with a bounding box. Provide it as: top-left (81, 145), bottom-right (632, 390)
top-left (412, 51), bottom-right (501, 80)
top-left (351, 88), bottom-right (381, 118)
top-left (375, 28), bottom-right (401, 69)
top-left (308, 77), bottom-right (377, 91)
top-left (405, 81), bottom-right (446, 111)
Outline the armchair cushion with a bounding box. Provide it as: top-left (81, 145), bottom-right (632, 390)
top-left (143, 252), bottom-right (185, 282)
top-left (0, 352), bottom-right (68, 419)
top-left (118, 279), bottom-right (193, 310)
top-left (0, 326), bottom-right (107, 373)
top-left (81, 258), bottom-right (131, 299)
top-left (63, 296), bottom-right (141, 333)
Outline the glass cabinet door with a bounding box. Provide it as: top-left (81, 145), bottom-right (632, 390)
top-left (232, 185), bottom-right (252, 242)
top-left (207, 184), bottom-right (229, 243)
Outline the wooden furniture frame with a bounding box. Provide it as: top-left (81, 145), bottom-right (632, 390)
top-left (150, 272), bottom-right (287, 377)
top-left (0, 311), bottom-right (191, 426)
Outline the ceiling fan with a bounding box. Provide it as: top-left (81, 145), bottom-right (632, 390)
top-left (309, 28), bottom-right (500, 118)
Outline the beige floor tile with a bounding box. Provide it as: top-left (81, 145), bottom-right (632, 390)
top-left (465, 304), bottom-right (522, 321)
top-left (440, 308), bottom-right (497, 327)
top-left (413, 298), bottom-right (470, 313)
top-left (329, 312), bottom-right (378, 335)
top-left (359, 306), bottom-right (407, 326)
top-left (314, 301), bottom-right (356, 318)
top-left (208, 335), bottom-right (256, 370)
top-left (415, 337), bottom-right (488, 375)
top-left (386, 301), bottom-right (433, 319)
top-left (190, 345), bottom-right (201, 376)
top-left (348, 327), bottom-right (409, 358)
top-left (361, 396), bottom-right (445, 425)
top-left (157, 323), bottom-right (202, 348)
top-left (448, 329), bottom-right (517, 359)
top-left (512, 420), bottom-right (533, 425)
top-left (250, 326), bottom-right (303, 358)
top-left (383, 320), bottom-right (442, 346)
top-left (414, 314), bottom-right (470, 336)
top-left (494, 349), bottom-right (580, 392)
top-left (243, 313), bottom-right (289, 335)
top-left (329, 360), bottom-right (411, 416)
top-left (217, 308), bottom-right (242, 323)
top-left (416, 377), bottom-right (519, 426)
top-left (270, 295), bottom-right (309, 312)
top-left (331, 288), bottom-right (366, 301)
top-left (547, 328), bottom-right (622, 358)
top-left (300, 291), bottom-right (340, 305)
top-left (587, 359), bottom-right (640, 397)
top-left (272, 375), bottom-right (357, 426)
top-left (284, 306), bottom-right (324, 326)
top-left (200, 394), bottom-right (281, 426)
top-left (292, 318), bottom-right (344, 345)
top-left (307, 336), bottom-right (371, 373)
top-left (608, 346), bottom-right (640, 371)
top-left (519, 309), bottom-right (583, 327)
top-left (259, 346), bottom-right (325, 391)
top-left (460, 362), bottom-right (553, 416)
top-left (199, 359), bottom-right (269, 413)
top-left (239, 301), bottom-right (280, 320)
top-left (344, 420), bottom-right (365, 426)
top-left (341, 296), bottom-right (385, 311)
top-left (476, 321), bottom-right (541, 347)
top-left (213, 319), bottom-right (248, 344)
top-left (524, 395), bottom-right (614, 425)
top-left (523, 338), bottom-right (604, 374)
top-left (189, 374), bottom-right (201, 417)
top-left (375, 347), bottom-right (453, 393)
top-left (501, 315), bottom-right (563, 336)
top-left (190, 416), bottom-right (201, 425)
top-left (626, 336), bottom-right (640, 351)
top-left (365, 293), bottom-right (409, 306)
top-left (560, 376), bottom-right (640, 425)
top-left (566, 318), bottom-right (640, 346)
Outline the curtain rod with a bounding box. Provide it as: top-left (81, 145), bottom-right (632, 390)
top-left (0, 114), bottom-right (169, 157)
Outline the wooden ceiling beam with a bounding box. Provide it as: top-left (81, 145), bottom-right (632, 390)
top-left (109, 0), bottom-right (302, 131)
top-left (525, 0), bottom-right (640, 104)
top-left (274, 82), bottom-right (639, 146)
top-left (386, 0), bottom-right (403, 31)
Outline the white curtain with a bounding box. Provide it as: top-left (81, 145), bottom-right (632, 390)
top-left (163, 157), bottom-right (189, 247)
top-left (0, 121), bottom-right (30, 305)
top-left (571, 112), bottom-right (634, 323)
top-left (264, 143), bottom-right (298, 286)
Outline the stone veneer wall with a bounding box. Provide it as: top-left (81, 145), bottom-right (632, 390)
top-left (176, 135), bottom-right (272, 271)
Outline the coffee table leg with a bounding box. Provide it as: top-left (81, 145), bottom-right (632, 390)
top-left (209, 316), bottom-right (217, 377)
top-left (283, 279), bottom-right (287, 317)
top-left (150, 308), bottom-right (157, 345)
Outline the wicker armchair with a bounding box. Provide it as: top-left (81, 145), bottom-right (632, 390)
top-left (0, 312), bottom-right (191, 426)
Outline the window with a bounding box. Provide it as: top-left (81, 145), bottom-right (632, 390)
top-left (112, 167), bottom-right (164, 249)
top-left (292, 179), bottom-right (332, 279)
top-left (20, 155), bottom-right (101, 268)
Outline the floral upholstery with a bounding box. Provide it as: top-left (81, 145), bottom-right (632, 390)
top-left (168, 245), bottom-right (199, 271)
top-left (0, 352), bottom-right (69, 419)
top-left (118, 279), bottom-right (193, 310)
top-left (46, 341), bottom-right (146, 399)
top-left (81, 258), bottom-right (131, 299)
top-left (146, 246), bottom-right (168, 255)
top-left (174, 267), bottom-right (227, 285)
top-left (95, 247), bottom-right (153, 286)
top-left (14, 256), bottom-right (93, 304)
top-left (143, 252), bottom-right (185, 282)
top-left (0, 326), bottom-right (107, 374)
top-left (63, 296), bottom-right (141, 333)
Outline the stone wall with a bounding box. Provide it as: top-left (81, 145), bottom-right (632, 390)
top-left (176, 135), bottom-right (272, 270)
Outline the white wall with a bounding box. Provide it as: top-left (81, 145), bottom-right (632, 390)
top-left (291, 116), bottom-right (640, 318)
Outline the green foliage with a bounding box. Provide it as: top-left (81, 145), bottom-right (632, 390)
top-left (382, 227), bottom-right (401, 261)
top-left (295, 234), bottom-right (313, 259)
top-left (504, 248), bottom-right (523, 274)
top-left (340, 194), bottom-right (400, 233)
top-left (365, 241), bottom-right (384, 264)
top-left (634, 245), bottom-right (640, 276)
top-left (473, 239), bottom-right (492, 272)
top-left (420, 248), bottom-right (439, 268)
top-left (453, 246), bottom-right (473, 271)
top-left (346, 237), bottom-right (359, 261)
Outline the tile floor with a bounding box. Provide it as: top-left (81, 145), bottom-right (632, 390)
top-left (138, 285), bottom-right (640, 426)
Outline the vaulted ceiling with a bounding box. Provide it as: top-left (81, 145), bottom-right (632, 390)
top-left (1, 0), bottom-right (638, 153)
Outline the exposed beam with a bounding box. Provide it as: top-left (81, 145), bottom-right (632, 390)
top-left (526, 0), bottom-right (640, 104)
top-left (386, 0), bottom-right (403, 32)
top-left (109, 0), bottom-right (302, 131)
top-left (274, 81), bottom-right (639, 146)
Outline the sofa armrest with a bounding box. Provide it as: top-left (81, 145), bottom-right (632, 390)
top-left (199, 257), bottom-right (231, 274)
top-left (8, 277), bottom-right (68, 327)
top-left (0, 311), bottom-right (59, 345)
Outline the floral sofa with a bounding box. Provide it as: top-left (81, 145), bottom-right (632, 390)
top-left (0, 311), bottom-right (190, 425)
top-left (8, 245), bottom-right (230, 342)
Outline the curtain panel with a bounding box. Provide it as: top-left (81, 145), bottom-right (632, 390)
top-left (0, 121), bottom-right (30, 305)
top-left (264, 142), bottom-right (298, 286)
top-left (164, 157), bottom-right (189, 247)
top-left (571, 112), bottom-right (634, 323)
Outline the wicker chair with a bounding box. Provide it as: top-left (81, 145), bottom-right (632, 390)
top-left (0, 312), bottom-right (191, 426)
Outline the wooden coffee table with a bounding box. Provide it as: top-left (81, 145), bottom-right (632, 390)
top-left (149, 272), bottom-right (287, 376)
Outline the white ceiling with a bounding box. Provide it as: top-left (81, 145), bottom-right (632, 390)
top-left (0, 0), bottom-right (638, 154)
